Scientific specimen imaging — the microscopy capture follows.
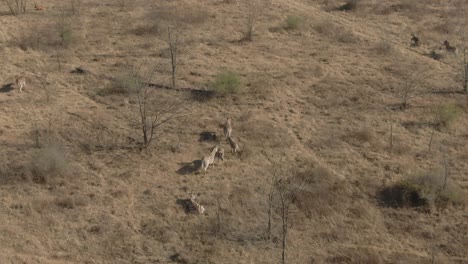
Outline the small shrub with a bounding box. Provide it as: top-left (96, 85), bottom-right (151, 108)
top-left (98, 74), bottom-right (140, 96)
top-left (398, 0), bottom-right (418, 12)
top-left (284, 15), bottom-right (304, 30)
top-left (353, 127), bottom-right (375, 142)
top-left (314, 21), bottom-right (358, 43)
top-left (373, 39), bottom-right (393, 55)
top-left (338, 0), bottom-right (360, 11)
top-left (436, 103), bottom-right (461, 128)
top-left (30, 144), bottom-right (69, 184)
top-left (379, 171), bottom-right (465, 208)
top-left (209, 71), bottom-right (242, 96)
top-left (5, 0), bottom-right (27, 15)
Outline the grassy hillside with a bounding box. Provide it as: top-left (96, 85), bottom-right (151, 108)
top-left (0, 0), bottom-right (467, 263)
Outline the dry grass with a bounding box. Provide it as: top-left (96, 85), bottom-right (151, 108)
top-left (30, 144), bottom-right (70, 184)
top-left (0, 0), bottom-right (468, 263)
top-left (314, 21), bottom-right (359, 43)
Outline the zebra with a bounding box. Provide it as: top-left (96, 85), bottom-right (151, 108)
top-left (410, 34), bottom-right (419, 47)
top-left (443, 40), bottom-right (457, 53)
top-left (15, 72), bottom-right (27, 93)
top-left (201, 145), bottom-right (220, 174)
top-left (189, 193), bottom-right (205, 214)
top-left (227, 136), bottom-right (239, 154)
top-left (217, 147), bottom-right (225, 161)
top-left (223, 117), bottom-right (232, 139)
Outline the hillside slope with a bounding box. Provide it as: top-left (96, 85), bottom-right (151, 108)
top-left (0, 0), bottom-right (467, 263)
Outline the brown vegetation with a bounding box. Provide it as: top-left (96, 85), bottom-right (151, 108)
top-left (0, 0), bottom-right (467, 263)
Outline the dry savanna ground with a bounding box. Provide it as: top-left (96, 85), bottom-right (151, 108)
top-left (0, 0), bottom-right (468, 263)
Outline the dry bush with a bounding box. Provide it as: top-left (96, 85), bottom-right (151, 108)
top-left (353, 126), bottom-right (375, 142)
top-left (337, 0), bottom-right (361, 12)
top-left (5, 0), bottom-right (27, 15)
top-left (249, 76), bottom-right (272, 100)
top-left (314, 21), bottom-right (359, 43)
top-left (284, 15), bottom-right (304, 30)
top-left (435, 103), bottom-right (462, 129)
top-left (29, 144), bottom-right (69, 184)
top-left (327, 247), bottom-right (383, 264)
top-left (17, 15), bottom-right (80, 51)
top-left (379, 170), bottom-right (465, 208)
top-left (98, 73), bottom-right (140, 96)
top-left (208, 70), bottom-right (243, 96)
top-left (345, 126), bottom-right (379, 148)
top-left (291, 165), bottom-right (350, 218)
top-left (373, 39), bottom-right (394, 55)
top-left (138, 3), bottom-right (209, 35)
top-left (389, 138), bottom-right (411, 155)
top-left (397, 0), bottom-right (419, 12)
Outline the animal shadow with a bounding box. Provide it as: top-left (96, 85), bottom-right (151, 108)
top-left (176, 198), bottom-right (195, 214)
top-left (199, 131), bottom-right (217, 142)
top-left (0, 83), bottom-right (14, 93)
top-left (176, 160), bottom-right (202, 175)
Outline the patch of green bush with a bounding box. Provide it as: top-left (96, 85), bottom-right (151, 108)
top-left (379, 171), bottom-right (465, 208)
top-left (284, 15), bottom-right (304, 30)
top-left (436, 103), bottom-right (461, 128)
top-left (209, 70), bottom-right (242, 96)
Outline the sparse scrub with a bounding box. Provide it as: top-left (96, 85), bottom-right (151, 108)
top-left (314, 21), bottom-right (358, 43)
top-left (126, 67), bottom-right (187, 148)
top-left (435, 103), bottom-right (461, 129)
top-left (5, 0), bottom-right (27, 15)
top-left (398, 0), bottom-right (418, 12)
top-left (144, 3), bottom-right (208, 35)
top-left (57, 9), bottom-right (74, 47)
top-left (30, 144), bottom-right (69, 184)
top-left (353, 126), bottom-right (375, 143)
top-left (268, 160), bottom-right (350, 263)
top-left (239, 119), bottom-right (295, 149)
top-left (338, 0), bottom-right (360, 12)
top-left (249, 77), bottom-right (272, 99)
top-left (373, 39), bottom-right (394, 55)
top-left (284, 15), bottom-right (304, 30)
top-left (70, 0), bottom-right (81, 15)
top-left (99, 74), bottom-right (141, 96)
top-left (209, 70), bottom-right (242, 96)
top-left (379, 171), bottom-right (465, 208)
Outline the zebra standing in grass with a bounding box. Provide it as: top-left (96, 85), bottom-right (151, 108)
top-left (223, 117), bottom-right (232, 139)
top-left (201, 145), bottom-right (220, 174)
top-left (227, 136), bottom-right (240, 154)
top-left (444, 40), bottom-right (457, 53)
top-left (189, 193), bottom-right (205, 214)
top-left (217, 147), bottom-right (225, 161)
top-left (15, 72), bottom-right (27, 93)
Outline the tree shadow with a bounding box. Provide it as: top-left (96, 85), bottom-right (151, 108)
top-left (176, 160), bottom-right (202, 175)
top-left (0, 83), bottom-right (14, 93)
top-left (402, 121), bottom-right (436, 130)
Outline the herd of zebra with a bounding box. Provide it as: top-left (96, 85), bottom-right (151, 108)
top-left (186, 117), bottom-right (240, 215)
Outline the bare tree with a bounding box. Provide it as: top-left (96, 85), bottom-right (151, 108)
top-left (275, 175), bottom-right (307, 264)
top-left (70, 0), bottom-right (81, 15)
top-left (167, 26), bottom-right (181, 89)
top-left (243, 3), bottom-right (257, 41)
top-left (266, 158), bottom-right (307, 264)
top-left (56, 7), bottom-right (73, 47)
top-left (4, 0), bottom-right (27, 15)
top-left (127, 66), bottom-right (186, 148)
top-left (396, 65), bottom-right (427, 109)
